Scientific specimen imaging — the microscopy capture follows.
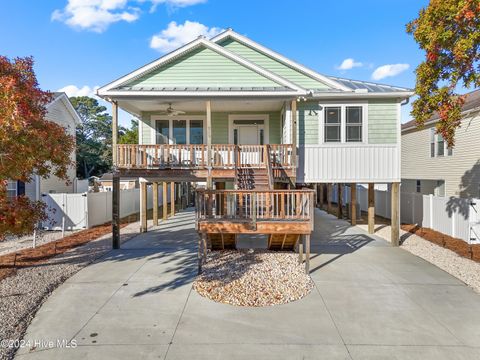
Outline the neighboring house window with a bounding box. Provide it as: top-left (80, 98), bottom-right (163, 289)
top-left (430, 128), bottom-right (453, 157)
top-left (346, 106), bottom-right (362, 142)
top-left (6, 180), bottom-right (17, 199)
top-left (324, 107), bottom-right (341, 142)
top-left (430, 128), bottom-right (435, 157)
top-left (416, 180), bottom-right (421, 193)
top-left (437, 133), bottom-right (445, 156)
top-left (155, 119), bottom-right (204, 145)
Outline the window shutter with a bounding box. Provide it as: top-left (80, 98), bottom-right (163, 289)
top-left (17, 181), bottom-right (25, 196)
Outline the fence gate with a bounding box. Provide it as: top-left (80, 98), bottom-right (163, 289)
top-left (469, 198), bottom-right (480, 244)
top-left (42, 193), bottom-right (88, 230)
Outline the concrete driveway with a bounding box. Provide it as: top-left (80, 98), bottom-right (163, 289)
top-left (15, 209), bottom-right (480, 359)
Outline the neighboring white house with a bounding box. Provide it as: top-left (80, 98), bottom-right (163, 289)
top-left (401, 89), bottom-right (480, 198)
top-left (7, 92), bottom-right (81, 201)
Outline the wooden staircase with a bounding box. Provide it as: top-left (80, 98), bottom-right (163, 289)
top-left (236, 167), bottom-right (270, 190)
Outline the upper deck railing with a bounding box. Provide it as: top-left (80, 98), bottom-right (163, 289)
top-left (115, 144), bottom-right (295, 171)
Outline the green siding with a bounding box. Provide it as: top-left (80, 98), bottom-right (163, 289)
top-left (368, 100), bottom-right (398, 144)
top-left (140, 111), bottom-right (281, 145)
top-left (127, 47), bottom-right (283, 89)
top-left (218, 38), bottom-right (331, 90)
top-left (297, 101), bottom-right (320, 145)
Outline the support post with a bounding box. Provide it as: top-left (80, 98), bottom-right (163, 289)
top-left (140, 181), bottom-right (147, 233)
top-left (305, 234), bottom-right (310, 273)
top-left (153, 182), bottom-right (159, 226)
top-left (368, 183), bottom-right (375, 234)
top-left (351, 183), bottom-right (357, 225)
top-left (391, 182), bottom-right (400, 246)
top-left (170, 182), bottom-right (175, 217)
top-left (198, 234), bottom-right (203, 274)
top-left (327, 183), bottom-right (332, 214)
top-left (298, 235), bottom-right (303, 264)
top-left (112, 174), bottom-right (120, 249)
top-left (337, 183), bottom-right (343, 219)
top-left (319, 184), bottom-right (324, 209)
top-left (111, 101), bottom-right (118, 166)
top-left (163, 182), bottom-right (168, 220)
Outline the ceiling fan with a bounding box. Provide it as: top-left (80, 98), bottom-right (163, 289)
top-left (158, 103), bottom-right (186, 116)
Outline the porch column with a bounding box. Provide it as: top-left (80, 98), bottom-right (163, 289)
top-left (391, 182), bottom-right (400, 246)
top-left (350, 183), bottom-right (357, 225)
top-left (206, 100), bottom-right (213, 190)
top-left (153, 182), bottom-right (159, 226)
top-left (170, 181), bottom-right (175, 217)
top-left (337, 183), bottom-right (343, 219)
top-left (290, 99), bottom-right (297, 184)
top-left (112, 174), bottom-right (120, 249)
top-left (140, 181), bottom-right (147, 233)
top-left (112, 101), bottom-right (118, 167)
top-left (163, 182), bottom-right (168, 220)
top-left (368, 183), bottom-right (375, 234)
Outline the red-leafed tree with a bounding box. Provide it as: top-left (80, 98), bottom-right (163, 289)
top-left (0, 56), bottom-right (75, 239)
top-left (407, 0), bottom-right (480, 147)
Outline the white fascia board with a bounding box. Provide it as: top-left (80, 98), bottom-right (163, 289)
top-left (98, 37), bottom-right (208, 96)
top-left (211, 29), bottom-right (351, 92)
top-left (98, 37), bottom-right (307, 97)
top-left (102, 90), bottom-right (300, 97)
top-left (401, 106), bottom-right (480, 133)
top-left (312, 91), bottom-right (414, 99)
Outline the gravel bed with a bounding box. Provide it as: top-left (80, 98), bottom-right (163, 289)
top-left (0, 230), bottom-right (80, 256)
top-left (193, 249), bottom-right (314, 307)
top-left (358, 224), bottom-right (480, 294)
top-left (0, 221), bottom-right (141, 360)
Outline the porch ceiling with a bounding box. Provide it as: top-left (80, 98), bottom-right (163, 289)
top-left (117, 98), bottom-right (286, 116)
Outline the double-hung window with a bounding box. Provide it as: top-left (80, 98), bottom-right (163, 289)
top-left (6, 180), bottom-right (17, 200)
top-left (346, 106), bottom-right (362, 142)
top-left (323, 104), bottom-right (365, 143)
top-left (324, 107), bottom-right (341, 142)
top-left (430, 127), bottom-right (452, 157)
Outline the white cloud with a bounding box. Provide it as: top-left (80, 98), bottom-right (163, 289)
top-left (58, 85), bottom-right (100, 98)
top-left (52, 0), bottom-right (208, 32)
top-left (149, 0), bottom-right (206, 11)
top-left (52, 0), bottom-right (140, 32)
top-left (150, 21), bottom-right (223, 53)
top-left (371, 63), bottom-right (410, 80)
top-left (336, 58), bottom-right (363, 70)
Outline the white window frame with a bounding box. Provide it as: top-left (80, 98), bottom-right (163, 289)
top-left (6, 180), bottom-right (17, 199)
top-left (228, 114), bottom-right (270, 145)
top-left (150, 115), bottom-right (206, 145)
top-left (429, 127), bottom-right (453, 158)
top-left (319, 102), bottom-right (368, 145)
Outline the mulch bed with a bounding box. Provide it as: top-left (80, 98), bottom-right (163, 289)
top-left (401, 224), bottom-right (480, 262)
top-left (0, 214), bottom-right (139, 282)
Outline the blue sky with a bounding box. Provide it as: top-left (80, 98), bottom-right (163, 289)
top-left (0, 0), bottom-right (429, 126)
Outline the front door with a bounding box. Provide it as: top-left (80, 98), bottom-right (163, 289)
top-left (238, 125), bottom-right (260, 145)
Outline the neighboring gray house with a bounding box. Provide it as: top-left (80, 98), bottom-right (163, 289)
top-left (7, 92), bottom-right (81, 200)
top-left (401, 89), bottom-right (480, 198)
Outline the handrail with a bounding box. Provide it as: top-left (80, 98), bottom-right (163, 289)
top-left (196, 189), bottom-right (314, 228)
top-left (115, 144), bottom-right (295, 171)
top-left (265, 144), bottom-right (274, 190)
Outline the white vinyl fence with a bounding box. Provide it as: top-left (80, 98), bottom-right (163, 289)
top-left (42, 186), bottom-right (171, 230)
top-left (330, 185), bottom-right (480, 244)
